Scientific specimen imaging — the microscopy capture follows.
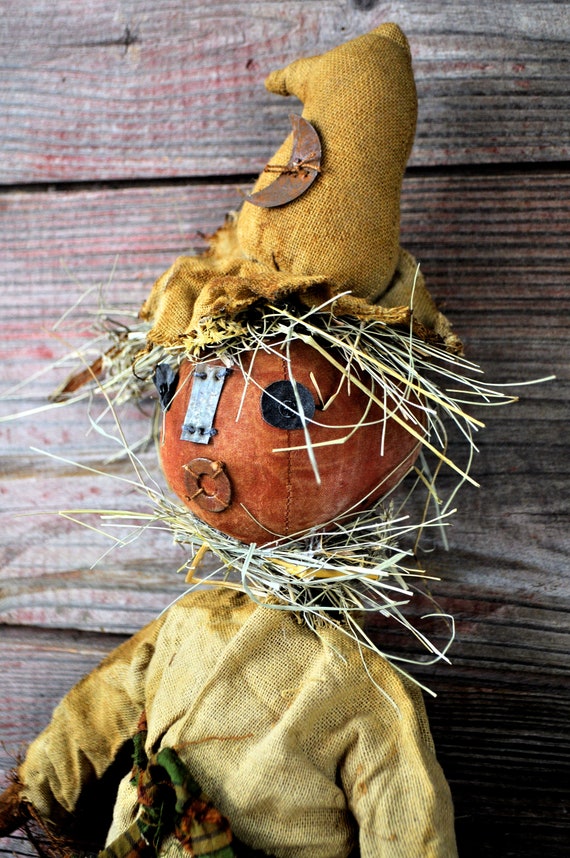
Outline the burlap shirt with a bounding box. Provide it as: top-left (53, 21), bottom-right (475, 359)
top-left (20, 588), bottom-right (458, 857)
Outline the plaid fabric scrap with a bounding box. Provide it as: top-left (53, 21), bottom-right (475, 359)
top-left (99, 715), bottom-right (234, 858)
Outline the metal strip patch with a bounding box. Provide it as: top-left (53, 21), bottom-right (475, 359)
top-left (180, 364), bottom-right (231, 444)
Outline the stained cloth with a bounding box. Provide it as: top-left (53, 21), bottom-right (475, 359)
top-left (139, 24), bottom-right (462, 355)
top-left (20, 588), bottom-right (458, 858)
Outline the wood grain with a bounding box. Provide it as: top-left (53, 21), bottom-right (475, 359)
top-left (0, 177), bottom-right (567, 858)
top-left (1, 1), bottom-right (569, 183)
top-left (0, 175), bottom-right (567, 627)
top-left (0, 2), bottom-right (569, 855)
top-left (0, 174), bottom-right (567, 384)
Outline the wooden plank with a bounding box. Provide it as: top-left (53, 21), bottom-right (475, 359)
top-left (1, 1), bottom-right (569, 183)
top-left (0, 173), bottom-right (567, 855)
top-left (0, 173), bottom-right (567, 383)
top-left (1, 3), bottom-right (567, 855)
top-left (0, 173), bottom-right (567, 632)
top-left (424, 678), bottom-right (570, 857)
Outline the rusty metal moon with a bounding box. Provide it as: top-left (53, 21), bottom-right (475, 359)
top-left (245, 115), bottom-right (322, 208)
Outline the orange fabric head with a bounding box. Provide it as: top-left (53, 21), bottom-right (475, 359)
top-left (159, 341), bottom-right (424, 545)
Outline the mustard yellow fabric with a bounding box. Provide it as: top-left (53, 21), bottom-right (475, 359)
top-left (237, 23), bottom-right (416, 302)
top-left (20, 588), bottom-right (458, 857)
top-left (139, 25), bottom-right (461, 355)
top-left (140, 219), bottom-right (461, 354)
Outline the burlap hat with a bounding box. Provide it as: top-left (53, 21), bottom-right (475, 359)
top-left (140, 24), bottom-right (461, 355)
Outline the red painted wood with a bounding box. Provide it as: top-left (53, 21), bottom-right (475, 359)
top-left (0, 1), bottom-right (569, 183)
top-left (0, 4), bottom-right (568, 854)
top-left (0, 175), bottom-right (566, 633)
top-left (0, 175), bottom-right (567, 385)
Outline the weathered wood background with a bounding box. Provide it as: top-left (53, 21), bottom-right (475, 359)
top-left (0, 1), bottom-right (568, 855)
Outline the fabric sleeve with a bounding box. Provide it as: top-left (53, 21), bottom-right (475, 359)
top-left (19, 614), bottom-right (166, 825)
top-left (341, 677), bottom-right (458, 858)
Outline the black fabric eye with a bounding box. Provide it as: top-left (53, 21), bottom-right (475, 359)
top-left (261, 380), bottom-right (315, 430)
top-left (153, 363), bottom-right (179, 412)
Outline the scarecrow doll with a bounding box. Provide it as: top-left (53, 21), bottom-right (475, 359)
top-left (0, 22), bottom-right (509, 857)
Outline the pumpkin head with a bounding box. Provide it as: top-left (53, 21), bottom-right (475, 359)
top-left (157, 340), bottom-right (424, 545)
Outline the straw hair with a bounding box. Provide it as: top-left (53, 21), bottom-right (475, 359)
top-left (34, 294), bottom-right (524, 688)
